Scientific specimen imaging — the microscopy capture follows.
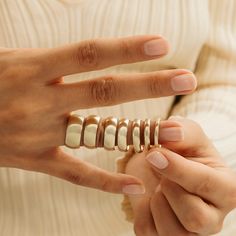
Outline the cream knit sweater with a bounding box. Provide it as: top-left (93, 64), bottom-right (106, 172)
top-left (0, 0), bottom-right (236, 235)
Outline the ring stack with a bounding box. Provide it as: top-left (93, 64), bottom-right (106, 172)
top-left (65, 114), bottom-right (162, 152)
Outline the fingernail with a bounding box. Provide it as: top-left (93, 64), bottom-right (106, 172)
top-left (144, 38), bottom-right (168, 56)
top-left (171, 74), bottom-right (197, 92)
top-left (168, 115), bottom-right (184, 120)
top-left (160, 127), bottom-right (184, 142)
top-left (146, 151), bottom-right (168, 169)
top-left (122, 184), bottom-right (146, 195)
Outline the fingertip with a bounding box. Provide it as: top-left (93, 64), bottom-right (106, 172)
top-left (143, 36), bottom-right (169, 57)
top-left (120, 173), bottom-right (146, 195)
top-left (159, 126), bottom-right (185, 142)
top-left (146, 151), bottom-right (169, 170)
top-left (171, 74), bottom-right (197, 93)
top-left (168, 115), bottom-right (185, 121)
top-left (122, 184), bottom-right (146, 195)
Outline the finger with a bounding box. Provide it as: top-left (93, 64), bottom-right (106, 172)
top-left (161, 179), bottom-right (223, 235)
top-left (145, 148), bottom-right (231, 206)
top-left (35, 147), bottom-right (145, 194)
top-left (55, 69), bottom-right (197, 110)
top-left (163, 116), bottom-right (219, 157)
top-left (37, 35), bottom-right (169, 80)
top-left (150, 186), bottom-right (194, 236)
top-left (133, 197), bottom-right (159, 236)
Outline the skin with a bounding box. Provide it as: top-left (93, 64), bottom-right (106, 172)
top-left (126, 117), bottom-right (236, 236)
top-left (0, 35), bottom-right (197, 194)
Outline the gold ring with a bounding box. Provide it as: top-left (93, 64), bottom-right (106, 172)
top-left (103, 116), bottom-right (118, 150)
top-left (132, 119), bottom-right (143, 153)
top-left (83, 115), bottom-right (101, 149)
top-left (144, 118), bottom-right (151, 149)
top-left (117, 118), bottom-right (130, 152)
top-left (154, 118), bottom-right (162, 148)
top-left (65, 114), bottom-right (84, 148)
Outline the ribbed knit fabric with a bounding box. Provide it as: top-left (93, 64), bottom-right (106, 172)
top-left (0, 1), bottom-right (235, 235)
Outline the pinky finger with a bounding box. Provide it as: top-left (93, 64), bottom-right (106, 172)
top-left (35, 147), bottom-right (146, 195)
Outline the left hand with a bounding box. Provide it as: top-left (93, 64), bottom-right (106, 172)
top-left (125, 117), bottom-right (236, 236)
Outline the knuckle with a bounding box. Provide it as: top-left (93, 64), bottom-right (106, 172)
top-left (89, 76), bottom-right (119, 106)
top-left (120, 40), bottom-right (133, 60)
top-left (64, 170), bottom-right (84, 185)
top-left (215, 221), bottom-right (224, 234)
top-left (183, 207), bottom-right (209, 233)
top-left (100, 178), bottom-right (112, 192)
top-left (10, 106), bottom-right (30, 121)
top-left (75, 40), bottom-right (99, 68)
top-left (149, 73), bottom-right (164, 97)
top-left (3, 66), bottom-right (25, 81)
top-left (211, 221), bottom-right (223, 235)
top-left (1, 50), bottom-right (42, 81)
top-left (226, 185), bottom-right (236, 208)
top-left (195, 175), bottom-right (212, 195)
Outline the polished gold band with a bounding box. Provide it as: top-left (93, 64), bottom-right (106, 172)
top-left (117, 118), bottom-right (129, 152)
top-left (65, 114), bottom-right (84, 148)
top-left (154, 118), bottom-right (162, 148)
top-left (83, 115), bottom-right (101, 149)
top-left (103, 116), bottom-right (118, 150)
top-left (132, 119), bottom-right (144, 153)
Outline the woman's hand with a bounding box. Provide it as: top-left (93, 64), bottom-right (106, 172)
top-left (126, 117), bottom-right (236, 235)
top-left (0, 35), bottom-right (197, 194)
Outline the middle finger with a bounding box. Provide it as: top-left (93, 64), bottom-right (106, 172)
top-left (55, 69), bottom-right (196, 112)
top-left (150, 186), bottom-right (193, 236)
top-left (161, 179), bottom-right (222, 235)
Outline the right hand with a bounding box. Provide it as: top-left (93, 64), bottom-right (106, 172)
top-left (126, 118), bottom-right (236, 235)
top-left (0, 35), bottom-right (197, 194)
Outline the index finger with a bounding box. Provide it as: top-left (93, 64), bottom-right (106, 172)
top-left (38, 35), bottom-right (169, 80)
top-left (145, 148), bottom-right (231, 207)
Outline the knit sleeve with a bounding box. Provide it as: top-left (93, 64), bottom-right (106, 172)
top-left (170, 1), bottom-right (236, 235)
top-left (171, 0), bottom-right (236, 169)
top-left (117, 1), bottom-right (236, 227)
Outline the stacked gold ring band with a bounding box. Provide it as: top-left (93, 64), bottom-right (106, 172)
top-left (65, 114), bottom-right (162, 152)
top-left (117, 118), bottom-right (129, 152)
top-left (103, 116), bottom-right (118, 150)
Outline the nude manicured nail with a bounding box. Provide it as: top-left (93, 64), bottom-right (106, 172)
top-left (144, 38), bottom-right (168, 56)
top-left (160, 127), bottom-right (184, 142)
top-left (122, 184), bottom-right (146, 195)
top-left (171, 74), bottom-right (197, 92)
top-left (168, 115), bottom-right (184, 120)
top-left (146, 152), bottom-right (168, 169)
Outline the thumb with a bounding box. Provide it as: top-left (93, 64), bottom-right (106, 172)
top-left (35, 147), bottom-right (146, 195)
top-left (163, 116), bottom-right (217, 156)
